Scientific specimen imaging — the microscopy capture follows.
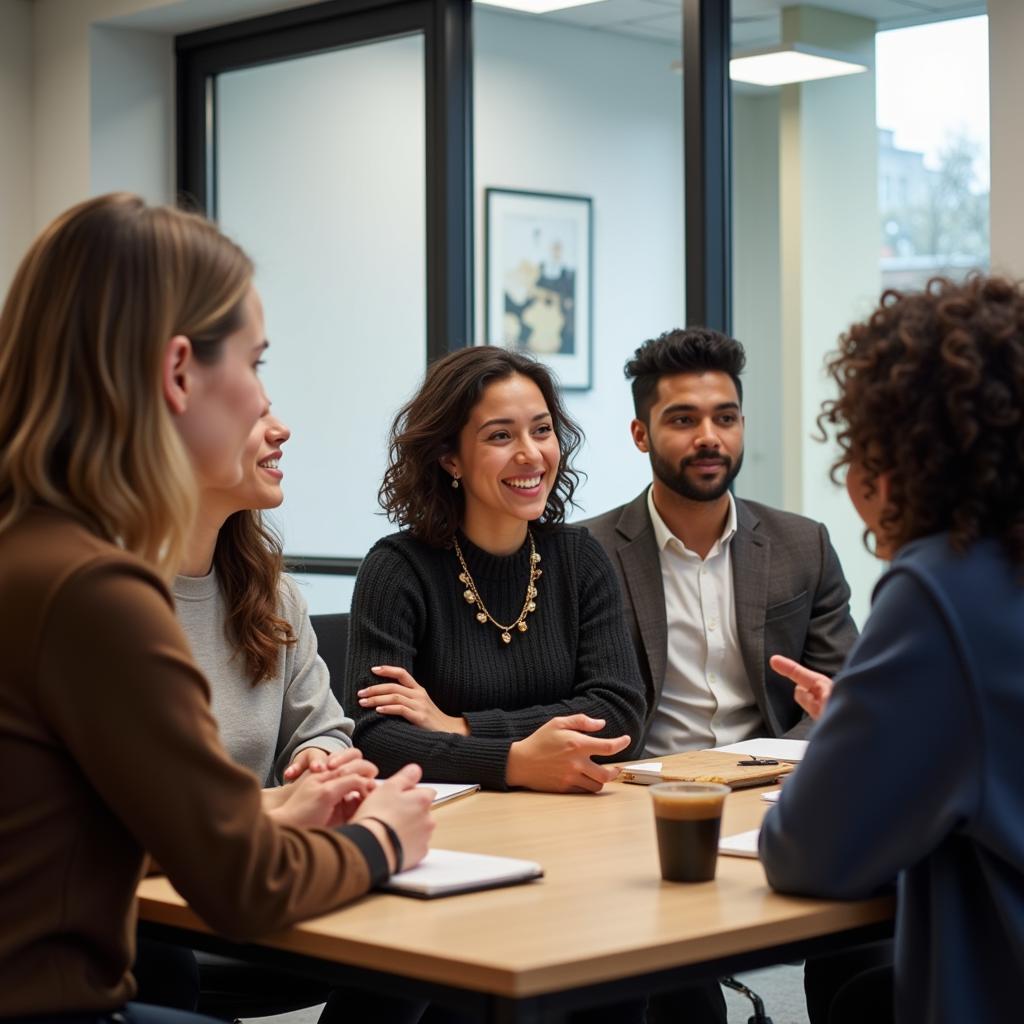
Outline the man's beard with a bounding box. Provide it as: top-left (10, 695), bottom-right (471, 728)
top-left (649, 443), bottom-right (744, 502)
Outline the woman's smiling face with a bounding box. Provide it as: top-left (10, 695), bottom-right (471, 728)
top-left (442, 373), bottom-right (561, 535)
top-left (204, 408), bottom-right (292, 516)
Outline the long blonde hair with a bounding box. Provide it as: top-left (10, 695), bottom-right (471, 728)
top-left (0, 193), bottom-right (254, 577)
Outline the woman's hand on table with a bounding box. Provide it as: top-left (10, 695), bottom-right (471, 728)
top-left (357, 666), bottom-right (469, 735)
top-left (770, 654), bottom-right (833, 720)
top-left (351, 763), bottom-right (436, 873)
top-left (506, 714), bottom-right (631, 794)
top-left (268, 756), bottom-right (379, 829)
top-left (283, 745), bottom-right (378, 783)
top-left (282, 746), bottom-right (329, 781)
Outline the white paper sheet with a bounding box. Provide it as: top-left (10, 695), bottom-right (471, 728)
top-left (418, 783), bottom-right (480, 806)
top-left (713, 738), bottom-right (809, 763)
top-left (718, 828), bottom-right (761, 859)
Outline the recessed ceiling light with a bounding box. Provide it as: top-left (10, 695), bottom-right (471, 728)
top-left (474, 0), bottom-right (608, 14)
top-left (729, 43), bottom-right (868, 87)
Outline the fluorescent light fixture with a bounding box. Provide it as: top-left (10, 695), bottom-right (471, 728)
top-left (474, 0), bottom-right (607, 12)
top-left (729, 43), bottom-right (868, 87)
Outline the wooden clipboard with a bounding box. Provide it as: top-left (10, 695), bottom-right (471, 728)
top-left (619, 749), bottom-right (794, 789)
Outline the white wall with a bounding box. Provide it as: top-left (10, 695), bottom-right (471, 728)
top-left (474, 8), bottom-right (684, 521)
top-left (732, 90), bottom-right (782, 511)
top-left (23, 0), bottom-right (312, 236)
top-left (90, 26), bottom-right (174, 202)
top-left (0, 0), bottom-right (34, 296)
top-left (989, 0), bottom-right (1024, 277)
top-left (32, 0), bottom-right (160, 228)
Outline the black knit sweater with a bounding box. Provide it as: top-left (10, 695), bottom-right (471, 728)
top-left (346, 525), bottom-right (647, 789)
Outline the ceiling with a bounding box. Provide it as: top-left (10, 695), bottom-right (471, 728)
top-left (498, 0), bottom-right (988, 48)
top-left (109, 0), bottom-right (988, 47)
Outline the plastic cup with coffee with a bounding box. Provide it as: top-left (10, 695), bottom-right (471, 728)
top-left (650, 781), bottom-right (730, 882)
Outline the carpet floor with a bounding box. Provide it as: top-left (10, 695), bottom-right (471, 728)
top-left (242, 963), bottom-right (810, 1024)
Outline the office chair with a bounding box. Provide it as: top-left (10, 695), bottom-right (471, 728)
top-left (310, 611), bottom-right (350, 705)
top-left (722, 976), bottom-right (774, 1024)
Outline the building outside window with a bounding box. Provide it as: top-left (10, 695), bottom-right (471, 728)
top-left (876, 14), bottom-right (990, 291)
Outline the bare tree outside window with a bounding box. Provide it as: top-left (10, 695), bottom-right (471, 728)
top-left (876, 17), bottom-right (990, 291)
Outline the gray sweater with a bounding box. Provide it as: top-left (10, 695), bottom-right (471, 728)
top-left (174, 571), bottom-right (353, 786)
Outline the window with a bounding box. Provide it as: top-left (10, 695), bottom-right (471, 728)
top-left (876, 15), bottom-right (990, 290)
top-left (732, 5), bottom-right (990, 625)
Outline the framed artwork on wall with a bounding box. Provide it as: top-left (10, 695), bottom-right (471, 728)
top-left (484, 188), bottom-right (593, 390)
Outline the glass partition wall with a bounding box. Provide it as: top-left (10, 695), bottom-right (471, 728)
top-left (731, 2), bottom-right (989, 625)
top-left (472, 0), bottom-right (688, 519)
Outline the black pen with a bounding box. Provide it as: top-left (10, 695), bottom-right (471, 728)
top-left (737, 757), bottom-right (779, 767)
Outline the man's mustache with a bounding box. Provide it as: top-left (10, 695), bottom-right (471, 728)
top-left (681, 453), bottom-right (730, 469)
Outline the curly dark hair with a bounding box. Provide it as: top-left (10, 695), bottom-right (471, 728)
top-left (379, 346), bottom-right (583, 548)
top-left (626, 327), bottom-right (745, 422)
top-left (818, 275), bottom-right (1024, 564)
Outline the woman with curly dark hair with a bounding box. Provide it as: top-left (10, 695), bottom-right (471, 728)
top-left (346, 346), bottom-right (647, 794)
top-left (760, 275), bottom-right (1024, 1024)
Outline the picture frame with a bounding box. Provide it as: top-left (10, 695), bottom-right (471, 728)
top-left (484, 188), bottom-right (593, 391)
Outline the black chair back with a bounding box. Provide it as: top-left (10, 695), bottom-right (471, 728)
top-left (310, 612), bottom-right (350, 706)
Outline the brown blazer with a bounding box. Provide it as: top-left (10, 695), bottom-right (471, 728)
top-left (0, 508), bottom-right (383, 1017)
top-left (581, 491), bottom-right (859, 748)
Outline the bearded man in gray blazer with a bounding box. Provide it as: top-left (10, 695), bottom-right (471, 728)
top-left (583, 327), bottom-right (858, 758)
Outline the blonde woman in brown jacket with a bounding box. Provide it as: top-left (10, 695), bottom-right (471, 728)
top-left (0, 194), bottom-right (434, 1024)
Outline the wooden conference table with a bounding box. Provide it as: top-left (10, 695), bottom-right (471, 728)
top-left (137, 780), bottom-right (894, 1022)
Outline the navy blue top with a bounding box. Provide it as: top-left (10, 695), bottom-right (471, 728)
top-left (761, 533), bottom-right (1024, 1024)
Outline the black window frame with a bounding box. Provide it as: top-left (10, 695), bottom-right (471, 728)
top-left (176, 0), bottom-right (473, 366)
top-left (176, 0), bottom-right (473, 577)
top-left (683, 0), bottom-right (731, 334)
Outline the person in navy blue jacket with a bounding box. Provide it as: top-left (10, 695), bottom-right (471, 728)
top-left (760, 274), bottom-right (1024, 1024)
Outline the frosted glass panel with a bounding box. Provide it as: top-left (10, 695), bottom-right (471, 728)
top-left (290, 573), bottom-right (356, 616)
top-left (216, 34), bottom-right (426, 560)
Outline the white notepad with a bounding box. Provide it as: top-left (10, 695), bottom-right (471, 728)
top-left (381, 848), bottom-right (543, 899)
top-left (620, 761), bottom-right (663, 784)
top-left (718, 828), bottom-right (761, 859)
top-left (418, 782), bottom-right (480, 806)
top-left (761, 789), bottom-right (781, 804)
top-left (713, 738), bottom-right (808, 763)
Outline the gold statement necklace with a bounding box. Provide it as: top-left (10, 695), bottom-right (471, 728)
top-left (453, 531), bottom-right (542, 645)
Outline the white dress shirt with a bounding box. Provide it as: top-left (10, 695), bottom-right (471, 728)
top-left (644, 487), bottom-right (764, 756)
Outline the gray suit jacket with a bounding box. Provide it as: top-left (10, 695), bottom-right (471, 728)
top-left (581, 490), bottom-right (858, 748)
